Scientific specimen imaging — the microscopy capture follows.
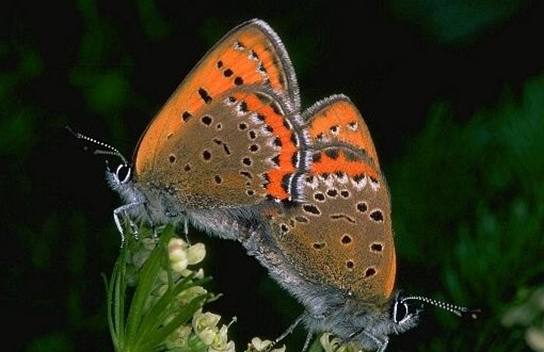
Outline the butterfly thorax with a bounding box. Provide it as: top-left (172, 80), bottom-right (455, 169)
top-left (107, 170), bottom-right (185, 224)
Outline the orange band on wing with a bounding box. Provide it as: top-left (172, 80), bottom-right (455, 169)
top-left (307, 99), bottom-right (380, 170)
top-left (134, 22), bottom-right (295, 176)
top-left (310, 150), bottom-right (378, 179)
top-left (233, 92), bottom-right (297, 200)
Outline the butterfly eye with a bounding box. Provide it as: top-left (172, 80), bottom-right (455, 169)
top-left (393, 300), bottom-right (409, 324)
top-left (115, 163), bottom-right (132, 184)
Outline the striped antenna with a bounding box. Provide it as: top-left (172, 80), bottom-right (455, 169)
top-left (401, 296), bottom-right (480, 319)
top-left (66, 126), bottom-right (128, 165)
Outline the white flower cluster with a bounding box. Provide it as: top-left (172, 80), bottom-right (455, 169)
top-left (163, 238), bottom-right (234, 352)
top-left (127, 237), bottom-right (206, 284)
top-left (165, 308), bottom-right (237, 352)
top-left (191, 310), bottom-right (236, 352)
top-left (126, 234), bottom-right (289, 352)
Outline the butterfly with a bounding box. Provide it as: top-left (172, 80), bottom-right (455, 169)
top-left (243, 93), bottom-right (478, 351)
top-left (71, 18), bottom-right (478, 352)
top-left (248, 94), bottom-right (416, 351)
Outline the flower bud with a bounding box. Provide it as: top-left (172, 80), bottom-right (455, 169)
top-left (249, 337), bottom-right (272, 352)
top-left (177, 286), bottom-right (208, 306)
top-left (165, 325), bottom-right (192, 349)
top-left (187, 243), bottom-right (206, 265)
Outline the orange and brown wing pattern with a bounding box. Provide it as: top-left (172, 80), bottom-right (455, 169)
top-left (265, 147), bottom-right (396, 303)
top-left (134, 19), bottom-right (300, 176)
top-left (306, 146), bottom-right (379, 181)
top-left (268, 95), bottom-right (397, 302)
top-left (144, 87), bottom-right (304, 207)
top-left (224, 89), bottom-right (302, 201)
top-left (303, 95), bottom-right (380, 170)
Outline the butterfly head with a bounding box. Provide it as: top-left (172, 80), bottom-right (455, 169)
top-left (359, 291), bottom-right (478, 348)
top-left (389, 291), bottom-right (423, 332)
top-left (105, 158), bottom-right (142, 205)
top-left (66, 126), bottom-right (132, 184)
top-left (319, 290), bottom-right (478, 351)
top-left (67, 126), bottom-right (144, 207)
top-left (109, 161), bottom-right (133, 185)
top-left (66, 127), bottom-right (134, 190)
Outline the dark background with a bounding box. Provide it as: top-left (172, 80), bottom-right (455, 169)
top-left (3, 0), bottom-right (544, 351)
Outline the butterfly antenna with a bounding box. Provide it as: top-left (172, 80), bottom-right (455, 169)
top-left (401, 296), bottom-right (480, 319)
top-left (66, 126), bottom-right (128, 165)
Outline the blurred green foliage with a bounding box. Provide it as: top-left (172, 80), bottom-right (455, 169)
top-left (2, 0), bottom-right (543, 351)
top-left (503, 286), bottom-right (544, 351)
top-left (389, 74), bottom-right (544, 352)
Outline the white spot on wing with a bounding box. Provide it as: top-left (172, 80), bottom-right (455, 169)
top-left (249, 50), bottom-right (259, 61)
top-left (304, 176), bottom-right (319, 190)
top-left (320, 175), bottom-right (335, 188)
top-left (351, 175), bottom-right (367, 190)
top-left (260, 126), bottom-right (273, 136)
top-left (369, 177), bottom-right (380, 191)
top-left (257, 63), bottom-right (268, 78)
top-left (236, 103), bottom-right (247, 116)
top-left (334, 173), bottom-right (348, 184)
top-left (330, 125), bottom-right (340, 135)
top-left (224, 97), bottom-right (237, 106)
top-left (234, 41), bottom-right (245, 51)
top-left (250, 113), bottom-right (263, 125)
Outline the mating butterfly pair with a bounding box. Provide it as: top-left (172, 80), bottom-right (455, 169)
top-left (78, 19), bottom-right (476, 352)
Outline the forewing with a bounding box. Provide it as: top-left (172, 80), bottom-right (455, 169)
top-left (135, 19), bottom-right (300, 178)
top-left (146, 88), bottom-right (304, 207)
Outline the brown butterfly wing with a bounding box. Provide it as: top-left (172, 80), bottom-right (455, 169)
top-left (267, 97), bottom-right (396, 303)
top-left (267, 147), bottom-right (395, 304)
top-left (133, 19), bottom-right (302, 207)
top-left (144, 88), bottom-right (303, 207)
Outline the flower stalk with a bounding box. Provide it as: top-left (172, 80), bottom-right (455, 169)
top-left (103, 224), bottom-right (303, 352)
top-left (104, 225), bottom-right (222, 352)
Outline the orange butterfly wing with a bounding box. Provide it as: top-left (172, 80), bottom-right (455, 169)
top-left (277, 96), bottom-right (397, 301)
top-left (303, 94), bottom-right (380, 170)
top-left (134, 19), bottom-right (300, 176)
top-left (264, 148), bottom-right (396, 303)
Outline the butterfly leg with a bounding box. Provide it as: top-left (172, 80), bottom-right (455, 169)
top-left (376, 337), bottom-right (389, 352)
top-left (150, 220), bottom-right (158, 241)
top-left (301, 332), bottom-right (314, 352)
top-left (338, 328), bottom-right (388, 352)
top-left (113, 202), bottom-right (145, 245)
top-left (183, 218), bottom-right (191, 245)
top-left (270, 313), bottom-right (305, 348)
